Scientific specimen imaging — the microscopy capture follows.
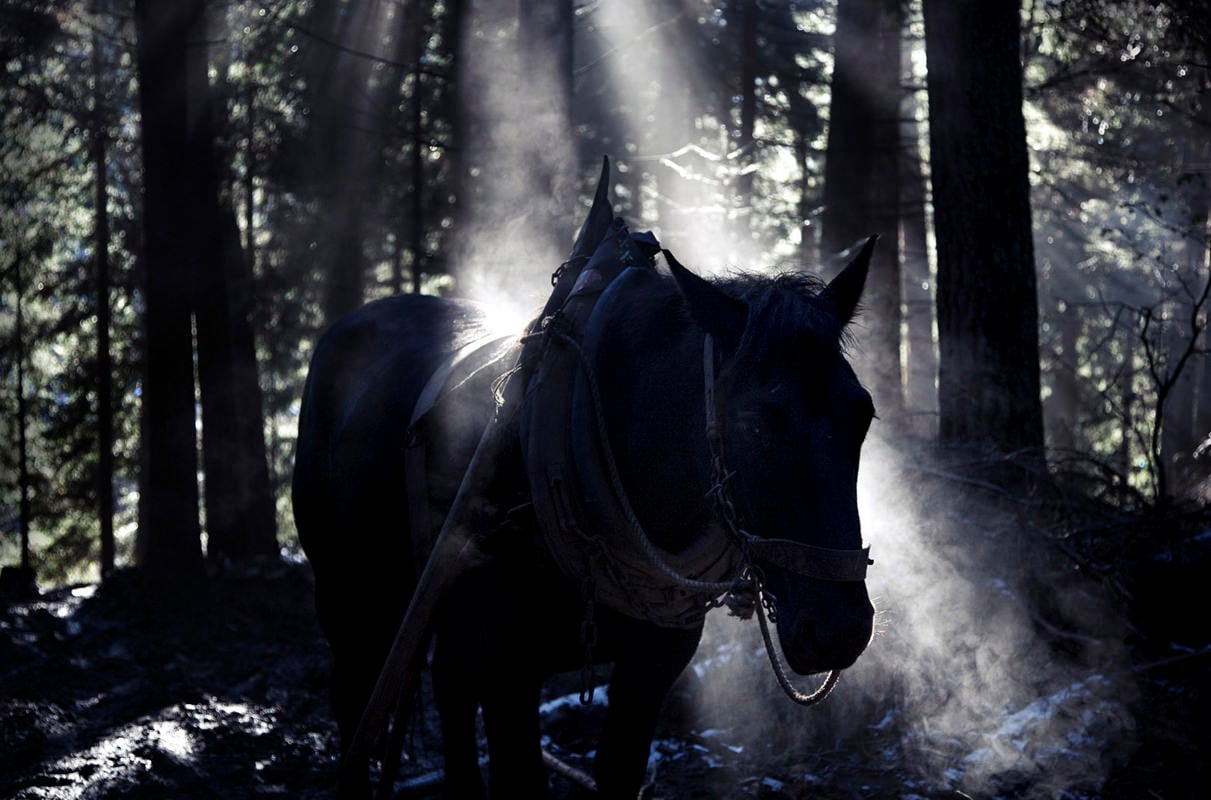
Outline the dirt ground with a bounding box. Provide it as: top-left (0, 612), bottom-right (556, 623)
top-left (1, 550), bottom-right (1207, 800)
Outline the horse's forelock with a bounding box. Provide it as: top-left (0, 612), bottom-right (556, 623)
top-left (722, 273), bottom-right (850, 369)
top-left (607, 269), bottom-right (848, 363)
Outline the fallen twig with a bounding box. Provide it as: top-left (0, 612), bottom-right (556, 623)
top-left (393, 748), bottom-right (598, 796)
top-left (1132, 643), bottom-right (1211, 673)
top-left (543, 748), bottom-right (598, 793)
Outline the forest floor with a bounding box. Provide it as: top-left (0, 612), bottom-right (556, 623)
top-left (2, 446), bottom-right (1209, 799)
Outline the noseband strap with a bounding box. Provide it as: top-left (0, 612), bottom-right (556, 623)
top-left (742, 537), bottom-right (872, 582)
top-left (703, 334), bottom-right (872, 583)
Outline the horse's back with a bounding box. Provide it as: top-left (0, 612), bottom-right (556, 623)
top-left (292, 293), bottom-right (495, 623)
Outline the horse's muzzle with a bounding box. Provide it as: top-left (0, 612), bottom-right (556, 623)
top-left (777, 585), bottom-right (874, 675)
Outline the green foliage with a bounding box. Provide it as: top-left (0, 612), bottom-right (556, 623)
top-left (1028, 0), bottom-right (1210, 505)
top-left (1, 3), bottom-right (143, 584)
top-left (3, 0), bottom-right (1208, 587)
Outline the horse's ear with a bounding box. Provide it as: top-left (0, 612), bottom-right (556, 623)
top-left (825, 235), bottom-right (877, 326)
top-left (569, 156), bottom-right (614, 261)
top-left (664, 248), bottom-right (747, 348)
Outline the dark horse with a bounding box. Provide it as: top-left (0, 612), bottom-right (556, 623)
top-left (292, 164), bottom-right (877, 799)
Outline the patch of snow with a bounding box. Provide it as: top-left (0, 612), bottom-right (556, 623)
top-left (989, 675), bottom-right (1110, 753)
top-left (539, 687), bottom-right (608, 716)
top-left (870, 709), bottom-right (898, 730)
top-left (151, 720), bottom-right (196, 761)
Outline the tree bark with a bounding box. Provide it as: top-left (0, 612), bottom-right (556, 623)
top-left (195, 206), bottom-right (280, 564)
top-left (822, 0), bottom-right (904, 416)
top-left (303, 0), bottom-right (405, 321)
top-left (186, 3), bottom-right (278, 564)
top-left (923, 0), bottom-right (1044, 454)
top-left (736, 0), bottom-right (757, 238)
top-left (1047, 300), bottom-right (1081, 453)
top-left (900, 35), bottom-right (936, 435)
top-left (1193, 209), bottom-right (1211, 457)
top-left (133, 0), bottom-right (206, 593)
top-left (91, 18), bottom-right (115, 577)
top-left (408, 10), bottom-right (428, 295)
top-left (517, 0), bottom-right (576, 253)
top-left (14, 260), bottom-right (32, 575)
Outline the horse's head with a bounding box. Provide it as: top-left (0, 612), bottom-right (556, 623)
top-left (668, 239), bottom-right (878, 675)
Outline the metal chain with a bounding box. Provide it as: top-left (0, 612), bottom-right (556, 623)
top-left (537, 315), bottom-right (849, 707)
top-left (753, 582), bottom-right (841, 706)
top-left (579, 570), bottom-right (599, 704)
top-left (704, 333), bottom-right (842, 705)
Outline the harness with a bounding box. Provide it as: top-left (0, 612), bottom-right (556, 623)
top-left (523, 260), bottom-right (740, 631)
top-left (355, 162), bottom-right (869, 783)
top-left (518, 222), bottom-right (872, 705)
top-left (405, 332), bottom-right (517, 572)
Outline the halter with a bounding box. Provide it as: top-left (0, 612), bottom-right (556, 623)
top-left (520, 218), bottom-right (873, 705)
top-left (702, 333), bottom-right (872, 705)
top-left (701, 334), bottom-right (873, 583)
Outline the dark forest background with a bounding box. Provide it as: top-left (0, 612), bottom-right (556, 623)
top-left (1, 0), bottom-right (1209, 622)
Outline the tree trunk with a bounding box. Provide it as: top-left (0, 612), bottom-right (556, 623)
top-left (923, 0), bottom-right (1044, 454)
top-left (795, 130), bottom-right (816, 267)
top-left (91, 18), bottom-right (115, 577)
top-left (736, 0), bottom-right (757, 239)
top-left (133, 0), bottom-right (206, 594)
top-left (1119, 327), bottom-right (1136, 504)
top-left (1, 257), bottom-right (38, 598)
top-left (14, 261), bottom-right (33, 575)
top-left (187, 3), bottom-right (278, 565)
top-left (822, 0), bottom-right (904, 416)
top-left (304, 0), bottom-right (404, 321)
top-left (1047, 300), bottom-right (1081, 453)
top-left (408, 13), bottom-right (427, 295)
top-left (1160, 297), bottom-right (1197, 494)
top-left (517, 0), bottom-right (576, 253)
top-left (1194, 209), bottom-right (1211, 456)
top-left (443, 0), bottom-right (468, 267)
top-left (195, 207), bottom-right (280, 564)
top-left (900, 33), bottom-right (936, 435)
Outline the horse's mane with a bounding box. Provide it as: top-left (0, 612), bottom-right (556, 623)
top-left (621, 268), bottom-right (854, 357)
top-left (717, 271), bottom-right (853, 357)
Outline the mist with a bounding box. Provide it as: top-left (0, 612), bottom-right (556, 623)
top-left (452, 2), bottom-right (577, 326)
top-left (680, 432), bottom-right (1134, 796)
top-left (452, 0), bottom-right (765, 333)
top-left (449, 7), bottom-right (1136, 795)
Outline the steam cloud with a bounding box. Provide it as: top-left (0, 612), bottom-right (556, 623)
top-left (452, 6), bottom-right (1134, 795)
top-left (454, 2), bottom-right (577, 329)
top-left (684, 433), bottom-right (1134, 796)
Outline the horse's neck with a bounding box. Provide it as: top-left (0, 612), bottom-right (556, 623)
top-left (606, 326), bottom-right (714, 554)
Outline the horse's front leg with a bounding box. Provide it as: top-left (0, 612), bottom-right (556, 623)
top-left (432, 627), bottom-right (487, 800)
top-left (480, 669), bottom-right (546, 798)
top-left (439, 559), bottom-right (548, 799)
top-left (594, 624), bottom-right (702, 799)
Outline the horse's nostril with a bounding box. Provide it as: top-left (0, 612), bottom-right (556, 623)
top-left (779, 610), bottom-right (873, 675)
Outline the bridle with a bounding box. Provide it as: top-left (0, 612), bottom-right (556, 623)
top-left (700, 332), bottom-right (872, 705)
top-left (702, 334), bottom-right (872, 583)
top-left (528, 274), bottom-right (872, 705)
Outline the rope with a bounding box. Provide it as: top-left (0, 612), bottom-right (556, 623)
top-left (530, 320), bottom-right (849, 706)
top-left (753, 582), bottom-right (842, 706)
top-left (548, 327), bottom-right (742, 596)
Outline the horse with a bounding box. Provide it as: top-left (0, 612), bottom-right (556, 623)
top-left (292, 162), bottom-right (877, 799)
